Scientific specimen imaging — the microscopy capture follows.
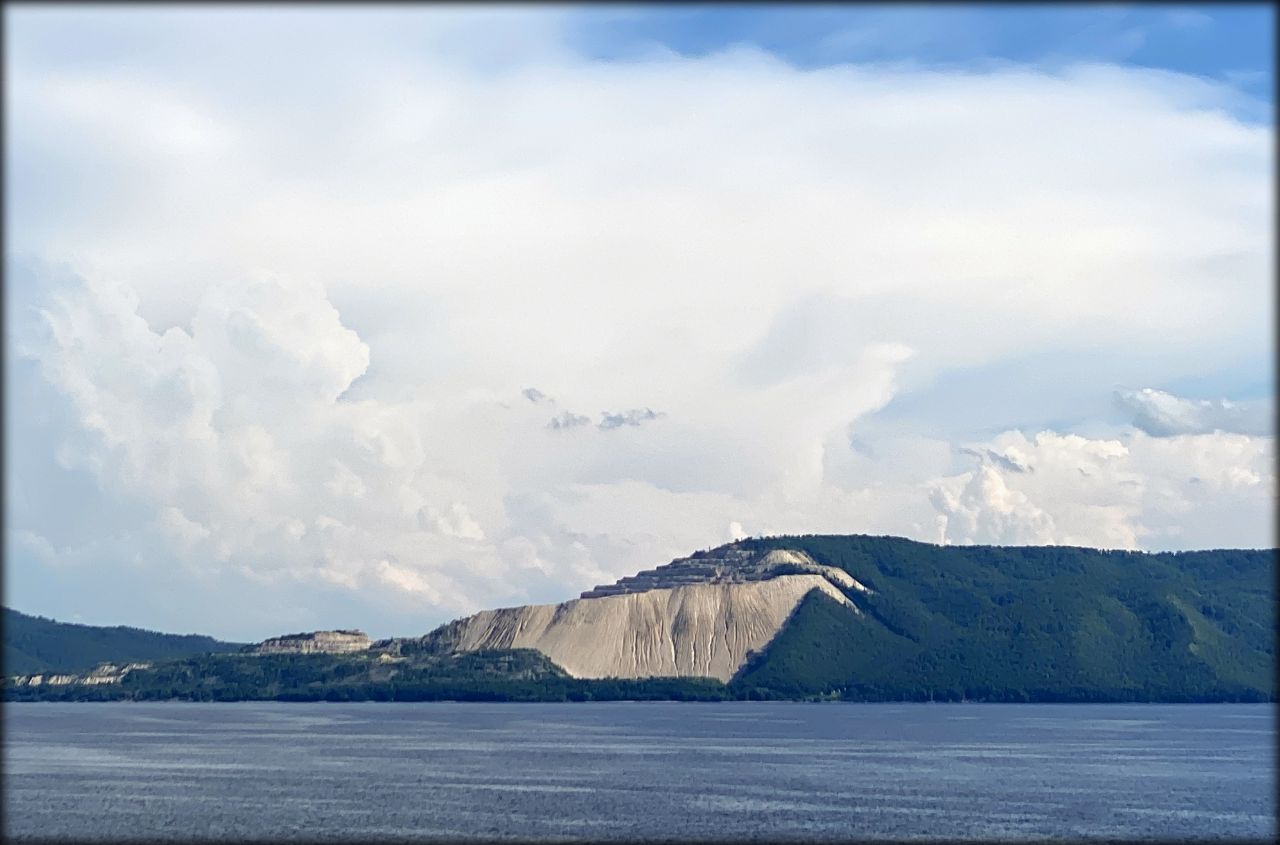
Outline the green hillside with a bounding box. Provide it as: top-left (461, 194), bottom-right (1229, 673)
top-left (5, 536), bottom-right (1274, 702)
top-left (3, 608), bottom-right (245, 675)
top-left (5, 648), bottom-right (731, 703)
top-left (732, 536), bottom-right (1275, 701)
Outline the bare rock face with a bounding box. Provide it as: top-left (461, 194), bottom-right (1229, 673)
top-left (7, 661), bottom-right (153, 687)
top-left (81, 664), bottom-right (126, 685)
top-left (580, 547), bottom-right (871, 598)
top-left (425, 547), bottom-right (867, 682)
top-left (249, 630), bottom-right (371, 655)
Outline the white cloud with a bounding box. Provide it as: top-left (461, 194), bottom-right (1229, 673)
top-left (931, 429), bottom-right (1274, 550)
top-left (155, 507), bottom-right (211, 550)
top-left (424, 503), bottom-right (487, 542)
top-left (1114, 387), bottom-right (1272, 436)
top-left (5, 8), bottom-right (1273, 637)
top-left (931, 464), bottom-right (1060, 546)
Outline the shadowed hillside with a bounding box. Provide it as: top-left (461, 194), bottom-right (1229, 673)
top-left (3, 608), bottom-right (245, 675)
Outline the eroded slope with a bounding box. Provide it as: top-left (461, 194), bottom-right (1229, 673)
top-left (421, 548), bottom-right (864, 681)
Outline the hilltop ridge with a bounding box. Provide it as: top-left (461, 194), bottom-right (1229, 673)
top-left (405, 535), bottom-right (1274, 697)
top-left (578, 547), bottom-right (872, 597)
top-left (2, 608), bottom-right (245, 676)
top-left (5, 535), bottom-right (1274, 702)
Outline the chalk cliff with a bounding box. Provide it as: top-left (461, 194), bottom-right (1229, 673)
top-left (419, 547), bottom-right (867, 681)
top-left (249, 630), bottom-right (371, 655)
top-left (9, 662), bottom-right (152, 687)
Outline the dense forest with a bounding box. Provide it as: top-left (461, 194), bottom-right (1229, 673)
top-left (3, 608), bottom-right (245, 675)
top-left (733, 536), bottom-right (1274, 701)
top-left (5, 648), bottom-right (732, 703)
top-left (5, 535), bottom-right (1275, 702)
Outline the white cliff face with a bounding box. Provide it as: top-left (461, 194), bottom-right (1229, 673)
top-left (8, 661), bottom-right (153, 687)
top-left (249, 630), bottom-right (371, 655)
top-left (433, 547), bottom-right (864, 682)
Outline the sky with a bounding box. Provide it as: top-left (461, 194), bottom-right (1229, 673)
top-left (4, 4), bottom-right (1275, 642)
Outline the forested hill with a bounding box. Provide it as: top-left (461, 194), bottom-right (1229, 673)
top-left (731, 536), bottom-right (1275, 701)
top-left (4, 536), bottom-right (1275, 702)
top-left (3, 608), bottom-right (245, 675)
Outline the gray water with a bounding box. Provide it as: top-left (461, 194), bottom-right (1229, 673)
top-left (3, 702), bottom-right (1274, 841)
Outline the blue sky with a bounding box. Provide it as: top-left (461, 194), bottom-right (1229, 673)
top-left (567, 5), bottom-right (1274, 102)
top-left (5, 5), bottom-right (1274, 640)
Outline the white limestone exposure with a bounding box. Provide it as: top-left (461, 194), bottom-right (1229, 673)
top-left (76, 662), bottom-right (151, 685)
top-left (249, 630), bottom-right (371, 655)
top-left (579, 547), bottom-right (871, 597)
top-left (8, 661), bottom-right (154, 687)
top-left (430, 547), bottom-right (867, 682)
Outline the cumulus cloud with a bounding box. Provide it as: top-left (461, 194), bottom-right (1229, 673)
top-left (4, 7), bottom-right (1273, 637)
top-left (931, 429), bottom-right (1274, 549)
top-left (11, 268), bottom-right (518, 614)
top-left (1114, 387), bottom-right (1273, 436)
top-left (931, 465), bottom-right (1057, 546)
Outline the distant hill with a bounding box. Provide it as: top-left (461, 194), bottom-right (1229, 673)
top-left (731, 536), bottom-right (1275, 701)
top-left (425, 535), bottom-right (1275, 701)
top-left (3, 608), bottom-right (246, 675)
top-left (5, 535), bottom-right (1275, 702)
top-left (6, 646), bottom-right (731, 703)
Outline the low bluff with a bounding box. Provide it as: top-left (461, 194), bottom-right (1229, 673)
top-left (247, 630), bottom-right (371, 655)
top-left (411, 547), bottom-right (871, 682)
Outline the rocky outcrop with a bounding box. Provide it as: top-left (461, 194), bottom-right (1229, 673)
top-left (81, 663), bottom-right (139, 685)
top-left (580, 548), bottom-right (871, 598)
top-left (8, 662), bottom-right (152, 687)
top-left (248, 630), bottom-right (371, 655)
top-left (423, 547), bottom-right (866, 682)
top-left (13, 674), bottom-right (78, 687)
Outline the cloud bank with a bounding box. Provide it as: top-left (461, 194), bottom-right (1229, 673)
top-left (5, 8), bottom-right (1273, 639)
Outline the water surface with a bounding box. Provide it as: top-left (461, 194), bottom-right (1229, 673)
top-left (4, 702), bottom-right (1274, 841)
